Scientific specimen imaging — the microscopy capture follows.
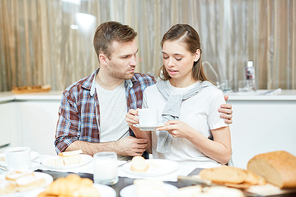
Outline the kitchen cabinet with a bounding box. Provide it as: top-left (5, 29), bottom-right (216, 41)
top-left (0, 92), bottom-right (62, 155)
top-left (227, 90), bottom-right (296, 169)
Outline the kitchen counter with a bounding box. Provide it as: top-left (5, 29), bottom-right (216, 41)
top-left (0, 91), bottom-right (63, 103)
top-left (1, 89), bottom-right (296, 102)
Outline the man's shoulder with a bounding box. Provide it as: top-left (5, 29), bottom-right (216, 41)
top-left (133, 73), bottom-right (156, 84)
top-left (62, 75), bottom-right (92, 100)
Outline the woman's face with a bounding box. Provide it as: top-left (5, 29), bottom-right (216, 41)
top-left (162, 40), bottom-right (199, 86)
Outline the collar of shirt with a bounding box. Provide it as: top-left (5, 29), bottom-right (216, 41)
top-left (88, 68), bottom-right (134, 97)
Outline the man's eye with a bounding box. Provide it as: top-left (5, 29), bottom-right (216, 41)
top-left (176, 58), bottom-right (182, 61)
top-left (163, 56), bottom-right (169, 59)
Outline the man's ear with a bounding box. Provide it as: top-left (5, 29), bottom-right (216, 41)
top-left (99, 54), bottom-right (109, 65)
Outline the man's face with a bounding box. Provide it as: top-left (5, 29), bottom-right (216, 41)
top-left (105, 39), bottom-right (138, 80)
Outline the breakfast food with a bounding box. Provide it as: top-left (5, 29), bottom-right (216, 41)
top-left (58, 150), bottom-right (83, 157)
top-left (199, 166), bottom-right (248, 184)
top-left (130, 156), bottom-right (149, 172)
top-left (247, 150), bottom-right (296, 188)
top-left (5, 170), bottom-right (34, 181)
top-left (44, 150), bottom-right (84, 166)
top-left (38, 174), bottom-right (100, 197)
top-left (0, 180), bottom-right (16, 195)
top-left (16, 174), bottom-right (46, 192)
top-left (44, 155), bottom-right (82, 166)
top-left (2, 170), bottom-right (47, 194)
top-left (134, 179), bottom-right (166, 197)
top-left (198, 166), bottom-right (267, 189)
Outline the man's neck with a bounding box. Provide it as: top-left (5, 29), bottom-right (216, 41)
top-left (95, 70), bottom-right (125, 90)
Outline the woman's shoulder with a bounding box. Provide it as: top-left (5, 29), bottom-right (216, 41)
top-left (144, 83), bottom-right (158, 92)
top-left (201, 84), bottom-right (224, 98)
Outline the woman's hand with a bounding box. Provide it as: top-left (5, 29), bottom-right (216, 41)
top-left (156, 120), bottom-right (194, 139)
top-left (126, 109), bottom-right (139, 127)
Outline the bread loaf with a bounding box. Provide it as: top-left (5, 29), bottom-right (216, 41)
top-left (199, 166), bottom-right (248, 184)
top-left (247, 151), bottom-right (296, 188)
top-left (130, 156), bottom-right (149, 172)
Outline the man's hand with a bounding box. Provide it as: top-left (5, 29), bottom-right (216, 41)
top-left (219, 95), bottom-right (233, 124)
top-left (115, 136), bottom-right (148, 156)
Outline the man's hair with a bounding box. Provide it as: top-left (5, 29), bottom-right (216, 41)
top-left (93, 21), bottom-right (137, 60)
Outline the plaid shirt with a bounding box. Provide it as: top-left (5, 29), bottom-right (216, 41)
top-left (55, 68), bottom-right (156, 154)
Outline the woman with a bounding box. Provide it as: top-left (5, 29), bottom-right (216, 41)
top-left (126, 24), bottom-right (231, 168)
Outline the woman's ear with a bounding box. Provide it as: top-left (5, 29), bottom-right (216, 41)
top-left (194, 49), bottom-right (200, 62)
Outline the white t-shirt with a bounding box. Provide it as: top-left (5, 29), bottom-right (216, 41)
top-left (143, 80), bottom-right (228, 168)
top-left (95, 82), bottom-right (129, 143)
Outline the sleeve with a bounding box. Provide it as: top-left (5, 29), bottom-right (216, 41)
top-left (54, 92), bottom-right (80, 154)
top-left (207, 90), bottom-right (229, 130)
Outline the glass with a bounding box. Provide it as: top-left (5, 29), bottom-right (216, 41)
top-left (93, 152), bottom-right (118, 185)
top-left (238, 80), bottom-right (251, 92)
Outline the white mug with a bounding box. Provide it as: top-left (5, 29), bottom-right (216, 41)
top-left (138, 108), bottom-right (158, 127)
top-left (5, 147), bottom-right (31, 170)
top-left (93, 152), bottom-right (118, 185)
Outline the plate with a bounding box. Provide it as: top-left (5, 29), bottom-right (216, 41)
top-left (24, 183), bottom-right (116, 197)
top-left (133, 123), bottom-right (164, 131)
top-left (122, 159), bottom-right (178, 177)
top-left (120, 183), bottom-right (178, 197)
top-left (0, 172), bottom-right (53, 197)
top-left (41, 154), bottom-right (93, 169)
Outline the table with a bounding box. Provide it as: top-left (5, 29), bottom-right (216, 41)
top-left (34, 168), bottom-right (296, 197)
top-left (1, 155), bottom-right (296, 197)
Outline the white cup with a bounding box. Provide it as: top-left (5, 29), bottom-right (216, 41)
top-left (138, 108), bottom-right (158, 127)
top-left (93, 152), bottom-right (118, 185)
top-left (5, 147), bottom-right (31, 170)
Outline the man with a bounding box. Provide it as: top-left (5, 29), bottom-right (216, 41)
top-left (54, 21), bottom-right (233, 160)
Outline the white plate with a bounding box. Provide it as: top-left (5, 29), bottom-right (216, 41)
top-left (122, 159), bottom-right (178, 177)
top-left (24, 183), bottom-right (116, 197)
top-left (0, 172), bottom-right (53, 197)
top-left (41, 154), bottom-right (93, 169)
top-left (120, 183), bottom-right (178, 197)
top-left (133, 123), bottom-right (164, 131)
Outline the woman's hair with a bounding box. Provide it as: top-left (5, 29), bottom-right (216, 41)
top-left (158, 24), bottom-right (209, 82)
top-left (93, 21), bottom-right (137, 60)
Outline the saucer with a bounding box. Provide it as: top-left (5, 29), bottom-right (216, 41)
top-left (133, 123), bottom-right (164, 131)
